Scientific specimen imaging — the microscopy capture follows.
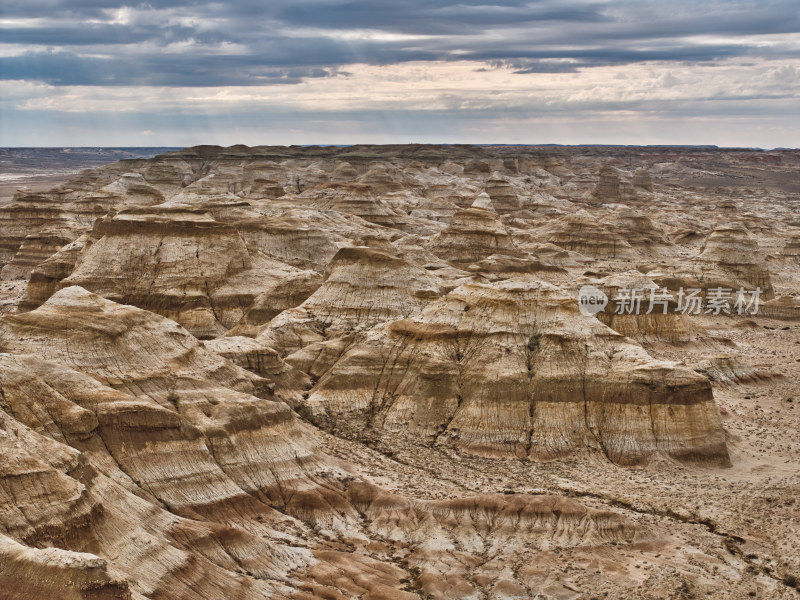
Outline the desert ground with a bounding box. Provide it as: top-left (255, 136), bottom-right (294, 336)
top-left (0, 144), bottom-right (798, 600)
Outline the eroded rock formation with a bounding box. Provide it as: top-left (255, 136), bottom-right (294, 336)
top-left (2, 144), bottom-right (798, 600)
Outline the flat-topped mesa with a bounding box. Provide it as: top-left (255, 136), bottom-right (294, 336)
top-left (427, 207), bottom-right (524, 266)
top-left (54, 208), bottom-right (249, 338)
top-left (22, 207), bottom-right (315, 339)
top-left (484, 176), bottom-right (520, 213)
top-left (304, 279), bottom-right (729, 466)
top-left (694, 222), bottom-right (775, 299)
top-left (594, 271), bottom-right (693, 343)
top-left (538, 212), bottom-right (637, 259)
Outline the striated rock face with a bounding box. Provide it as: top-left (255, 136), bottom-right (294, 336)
top-left (595, 271), bottom-right (693, 343)
top-left (694, 222), bottom-right (775, 299)
top-left (203, 336), bottom-right (310, 404)
top-left (758, 295), bottom-right (800, 320)
top-left (0, 286), bottom-right (276, 398)
top-left (0, 229), bottom-right (73, 281)
top-left (253, 246), bottom-right (442, 355)
top-left (427, 207), bottom-right (522, 265)
top-left (0, 292), bottom-right (337, 598)
top-left (470, 191), bottom-right (494, 210)
top-left (17, 234), bottom-right (90, 312)
top-left (304, 279), bottom-right (728, 465)
top-left (484, 176), bottom-right (520, 213)
top-left (359, 163), bottom-right (402, 193)
top-left (19, 208), bottom-right (325, 339)
top-left (300, 246), bottom-right (440, 331)
top-left (303, 182), bottom-right (412, 230)
top-left (538, 212), bottom-right (637, 259)
top-left (0, 190), bottom-right (78, 272)
top-left (632, 167), bottom-right (654, 191)
top-left (0, 533), bottom-right (132, 600)
top-left (0, 288), bottom-right (653, 600)
top-left (247, 177), bottom-right (287, 199)
top-left (593, 165), bottom-right (622, 202)
top-left (782, 233), bottom-right (800, 257)
top-left (610, 207), bottom-right (672, 255)
top-left (5, 144), bottom-right (798, 599)
top-left (227, 270), bottom-right (322, 336)
top-left (694, 355), bottom-right (769, 385)
top-left (697, 222), bottom-right (762, 265)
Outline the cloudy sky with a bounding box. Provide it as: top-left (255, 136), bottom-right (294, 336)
top-left (1, 0), bottom-right (799, 147)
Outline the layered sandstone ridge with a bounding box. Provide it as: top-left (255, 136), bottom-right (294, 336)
top-left (0, 285), bottom-right (652, 599)
top-left (304, 279), bottom-right (728, 465)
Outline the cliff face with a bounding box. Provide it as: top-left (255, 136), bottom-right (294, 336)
top-left (305, 279), bottom-right (727, 465)
top-left (19, 208), bottom-right (329, 338)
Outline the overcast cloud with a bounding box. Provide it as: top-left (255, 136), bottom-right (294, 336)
top-left (1, 0), bottom-right (798, 146)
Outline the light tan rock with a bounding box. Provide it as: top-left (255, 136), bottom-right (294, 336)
top-left (632, 167), bottom-right (654, 191)
top-left (0, 229), bottom-right (72, 281)
top-left (537, 211), bottom-right (638, 259)
top-left (304, 279), bottom-right (728, 465)
top-left (593, 165), bottom-right (622, 202)
top-left (256, 246), bottom-right (441, 347)
top-left (595, 271), bottom-right (693, 343)
top-left (693, 222), bottom-right (775, 299)
top-left (484, 177), bottom-right (520, 213)
top-left (0, 189), bottom-right (79, 272)
top-left (427, 207), bottom-right (523, 266)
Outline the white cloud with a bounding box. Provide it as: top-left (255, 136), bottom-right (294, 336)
top-left (8, 57), bottom-right (799, 119)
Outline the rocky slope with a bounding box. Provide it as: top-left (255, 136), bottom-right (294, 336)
top-left (1, 144), bottom-right (799, 599)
